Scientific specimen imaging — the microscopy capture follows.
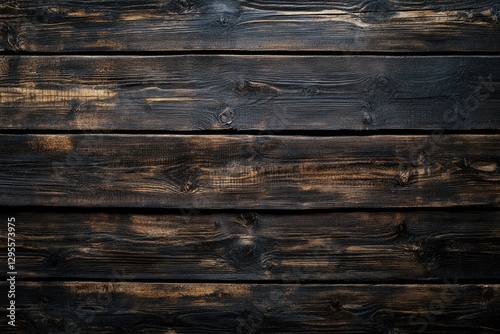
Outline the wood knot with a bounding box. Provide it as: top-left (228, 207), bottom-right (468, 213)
top-left (393, 165), bottom-right (414, 187)
top-left (178, 167), bottom-right (200, 193)
top-left (1, 24), bottom-right (20, 52)
top-left (207, 289), bottom-right (225, 300)
top-left (363, 74), bottom-right (397, 112)
top-left (359, 0), bottom-right (395, 22)
top-left (233, 80), bottom-right (280, 98)
top-left (212, 5), bottom-right (242, 29)
top-left (43, 247), bottom-right (69, 271)
top-left (376, 75), bottom-right (389, 87)
top-left (235, 80), bottom-right (249, 93)
top-left (409, 149), bottom-right (430, 167)
top-left (457, 10), bottom-right (474, 22)
top-left (218, 106), bottom-right (234, 125)
top-left (411, 238), bottom-right (449, 272)
top-left (394, 217), bottom-right (411, 242)
top-left (165, 0), bottom-right (194, 14)
top-left (218, 14), bottom-right (229, 27)
top-left (237, 311), bottom-right (264, 333)
top-left (70, 99), bottom-right (81, 115)
top-left (330, 299), bottom-right (342, 312)
top-left (458, 8), bottom-right (499, 23)
top-left (398, 170), bottom-right (411, 185)
top-left (226, 237), bottom-right (262, 269)
top-left (97, 284), bottom-right (118, 307)
top-left (234, 239), bottom-right (256, 260)
top-left (177, 0), bottom-right (194, 11)
top-left (238, 212), bottom-right (259, 229)
top-left (264, 260), bottom-right (275, 270)
top-left (265, 305), bottom-right (275, 313)
top-left (69, 100), bottom-right (94, 122)
top-left (30, 6), bottom-right (65, 24)
top-left (182, 180), bottom-right (196, 193)
top-left (302, 85), bottom-right (319, 97)
top-left (363, 112), bottom-right (373, 125)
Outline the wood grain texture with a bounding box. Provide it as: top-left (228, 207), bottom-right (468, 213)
top-left (1, 282), bottom-right (498, 333)
top-left (0, 55), bottom-right (499, 131)
top-left (0, 134), bottom-right (498, 209)
top-left (1, 1), bottom-right (500, 52)
top-left (5, 211), bottom-right (499, 281)
top-left (1, 1), bottom-right (498, 332)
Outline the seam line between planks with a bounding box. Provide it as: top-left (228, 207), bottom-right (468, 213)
top-left (2, 51), bottom-right (500, 57)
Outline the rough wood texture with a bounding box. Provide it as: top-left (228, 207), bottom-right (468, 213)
top-left (1, 1), bottom-right (498, 332)
top-left (7, 211), bottom-right (500, 281)
top-left (0, 134), bottom-right (498, 209)
top-left (1, 282), bottom-right (498, 333)
top-left (1, 1), bottom-right (500, 52)
top-left (0, 55), bottom-right (499, 131)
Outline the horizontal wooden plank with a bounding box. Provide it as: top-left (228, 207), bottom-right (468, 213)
top-left (0, 55), bottom-right (499, 131)
top-left (1, 1), bottom-right (500, 52)
top-left (2, 282), bottom-right (498, 333)
top-left (0, 134), bottom-right (498, 208)
top-left (6, 211), bottom-right (499, 280)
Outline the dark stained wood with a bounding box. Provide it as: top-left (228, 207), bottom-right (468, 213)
top-left (2, 282), bottom-right (499, 333)
top-left (7, 211), bottom-right (500, 281)
top-left (1, 0), bottom-right (498, 331)
top-left (0, 134), bottom-right (500, 209)
top-left (0, 134), bottom-right (498, 209)
top-left (0, 55), bottom-right (499, 131)
top-left (1, 1), bottom-right (500, 52)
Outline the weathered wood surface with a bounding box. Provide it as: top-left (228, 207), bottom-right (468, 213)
top-left (0, 134), bottom-right (498, 208)
top-left (1, 1), bottom-right (500, 52)
top-left (2, 282), bottom-right (499, 333)
top-left (1, 1), bottom-right (498, 333)
top-left (6, 211), bottom-right (500, 280)
top-left (0, 56), bottom-right (499, 131)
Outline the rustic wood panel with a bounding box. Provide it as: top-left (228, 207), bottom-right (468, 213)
top-left (0, 134), bottom-right (498, 209)
top-left (1, 1), bottom-right (500, 52)
top-left (1, 0), bottom-right (498, 332)
top-left (0, 56), bottom-right (499, 131)
top-left (2, 282), bottom-right (498, 333)
top-left (6, 211), bottom-right (500, 281)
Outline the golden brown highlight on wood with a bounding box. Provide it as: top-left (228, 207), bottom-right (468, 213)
top-left (0, 134), bottom-right (498, 208)
top-left (1, 1), bottom-right (498, 332)
top-left (7, 211), bottom-right (500, 281)
top-left (3, 282), bottom-right (498, 333)
top-left (27, 135), bottom-right (72, 153)
top-left (0, 56), bottom-right (498, 131)
top-left (1, 1), bottom-right (499, 52)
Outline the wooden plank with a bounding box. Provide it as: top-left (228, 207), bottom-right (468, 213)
top-left (0, 55), bottom-right (499, 131)
top-left (2, 282), bottom-right (499, 333)
top-left (1, 1), bottom-right (500, 52)
top-left (6, 211), bottom-right (500, 280)
top-left (0, 134), bottom-right (498, 208)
